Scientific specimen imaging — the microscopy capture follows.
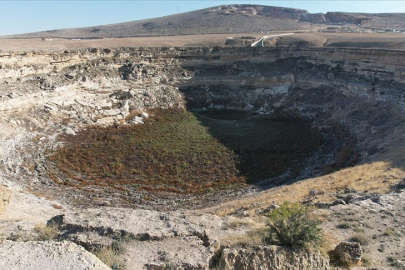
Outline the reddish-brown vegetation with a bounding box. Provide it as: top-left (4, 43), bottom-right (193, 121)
top-left (48, 108), bottom-right (323, 194)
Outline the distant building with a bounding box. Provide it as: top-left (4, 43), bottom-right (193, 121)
top-left (42, 37), bottom-right (53, 41)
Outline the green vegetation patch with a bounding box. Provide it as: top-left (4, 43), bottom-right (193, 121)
top-left (48, 108), bottom-right (322, 194)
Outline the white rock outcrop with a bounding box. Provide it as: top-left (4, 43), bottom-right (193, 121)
top-left (219, 245), bottom-right (330, 270)
top-left (0, 240), bottom-right (109, 270)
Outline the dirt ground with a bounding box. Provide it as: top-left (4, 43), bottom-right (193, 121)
top-left (0, 33), bottom-right (264, 52)
top-left (1, 32), bottom-right (405, 52)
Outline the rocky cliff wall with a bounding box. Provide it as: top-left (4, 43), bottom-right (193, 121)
top-left (1, 46), bottom-right (405, 189)
top-left (177, 47), bottom-right (405, 165)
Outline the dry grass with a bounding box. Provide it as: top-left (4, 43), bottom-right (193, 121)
top-left (204, 161), bottom-right (405, 216)
top-left (94, 247), bottom-right (124, 269)
top-left (221, 226), bottom-right (267, 247)
top-left (93, 242), bottom-right (126, 270)
top-left (33, 223), bottom-right (59, 241)
top-left (227, 219), bottom-right (255, 229)
top-left (383, 228), bottom-right (401, 237)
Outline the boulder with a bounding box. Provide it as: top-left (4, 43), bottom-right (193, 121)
top-left (218, 245), bottom-right (330, 270)
top-left (102, 109), bottom-right (121, 117)
top-left (96, 117), bottom-right (115, 126)
top-left (274, 85), bottom-right (289, 95)
top-left (130, 116), bottom-right (144, 124)
top-left (0, 240), bottom-right (109, 270)
top-left (120, 101), bottom-right (129, 114)
top-left (64, 127), bottom-right (76, 136)
top-left (141, 112), bottom-right (150, 119)
top-left (263, 88), bottom-right (272, 95)
top-left (335, 241), bottom-right (362, 266)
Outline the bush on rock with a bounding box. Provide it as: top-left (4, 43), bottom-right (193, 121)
top-left (265, 202), bottom-right (323, 249)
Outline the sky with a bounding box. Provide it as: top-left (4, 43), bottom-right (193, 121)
top-left (0, 1), bottom-right (404, 36)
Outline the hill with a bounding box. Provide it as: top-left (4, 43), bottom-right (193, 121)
top-left (3, 4), bottom-right (405, 39)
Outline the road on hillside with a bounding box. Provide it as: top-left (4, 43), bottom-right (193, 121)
top-left (251, 33), bottom-right (294, 47)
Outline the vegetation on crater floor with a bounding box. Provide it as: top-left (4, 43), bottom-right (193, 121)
top-left (48, 108), bottom-right (323, 194)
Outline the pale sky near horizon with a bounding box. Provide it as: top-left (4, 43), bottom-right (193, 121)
top-left (0, 1), bottom-right (404, 36)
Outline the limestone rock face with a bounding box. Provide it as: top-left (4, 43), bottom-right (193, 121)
top-left (335, 241), bottom-right (362, 266)
top-left (218, 245), bottom-right (330, 270)
top-left (0, 240), bottom-right (109, 270)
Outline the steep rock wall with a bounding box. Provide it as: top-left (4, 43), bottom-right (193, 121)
top-left (1, 46), bottom-right (405, 190)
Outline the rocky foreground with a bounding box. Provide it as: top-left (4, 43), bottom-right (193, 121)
top-left (2, 184), bottom-right (405, 269)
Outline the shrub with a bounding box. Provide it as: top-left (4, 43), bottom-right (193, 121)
top-left (265, 202), bottom-right (323, 249)
top-left (362, 254), bottom-right (373, 267)
top-left (337, 222), bottom-right (351, 229)
top-left (34, 222), bottom-right (59, 241)
top-left (383, 227), bottom-right (400, 237)
top-left (350, 234), bottom-right (369, 245)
